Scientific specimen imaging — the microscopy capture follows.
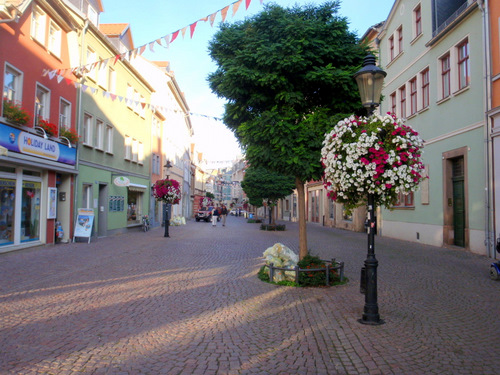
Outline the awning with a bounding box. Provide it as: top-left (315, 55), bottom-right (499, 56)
top-left (127, 183), bottom-right (147, 192)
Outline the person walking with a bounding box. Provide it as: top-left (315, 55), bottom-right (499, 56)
top-left (221, 205), bottom-right (228, 226)
top-left (211, 206), bottom-right (219, 227)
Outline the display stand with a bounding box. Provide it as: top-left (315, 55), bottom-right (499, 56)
top-left (73, 208), bottom-right (94, 243)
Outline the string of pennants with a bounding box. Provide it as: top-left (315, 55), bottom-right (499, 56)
top-left (42, 68), bottom-right (223, 122)
top-left (43, 0), bottom-right (265, 121)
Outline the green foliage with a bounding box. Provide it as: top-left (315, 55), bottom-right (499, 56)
top-left (260, 224), bottom-right (286, 231)
top-left (205, 192), bottom-right (215, 199)
top-left (297, 254), bottom-right (343, 287)
top-left (241, 165), bottom-right (295, 206)
top-left (247, 218), bottom-right (262, 223)
top-left (208, 1), bottom-right (369, 181)
top-left (257, 265), bottom-right (298, 287)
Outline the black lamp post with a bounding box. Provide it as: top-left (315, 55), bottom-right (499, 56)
top-left (354, 54), bottom-right (386, 325)
top-left (164, 159), bottom-right (173, 238)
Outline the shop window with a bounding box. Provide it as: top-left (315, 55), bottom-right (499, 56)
top-left (127, 190), bottom-right (143, 224)
top-left (21, 181), bottom-right (41, 242)
top-left (0, 179), bottom-right (16, 246)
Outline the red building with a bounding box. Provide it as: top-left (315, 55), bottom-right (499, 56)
top-left (0, 0), bottom-right (79, 250)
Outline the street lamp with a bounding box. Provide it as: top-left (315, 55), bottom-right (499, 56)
top-left (163, 159), bottom-right (173, 237)
top-left (355, 54), bottom-right (386, 325)
top-left (353, 54), bottom-right (387, 116)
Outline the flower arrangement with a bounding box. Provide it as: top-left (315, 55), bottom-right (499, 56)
top-left (201, 196), bottom-right (212, 207)
top-left (263, 243), bottom-right (298, 282)
top-left (2, 99), bottom-right (31, 125)
top-left (38, 119), bottom-right (58, 137)
top-left (321, 113), bottom-right (426, 212)
top-left (59, 126), bottom-right (80, 144)
top-left (170, 216), bottom-right (186, 226)
top-left (152, 178), bottom-right (181, 204)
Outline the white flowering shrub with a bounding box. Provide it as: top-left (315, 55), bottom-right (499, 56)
top-left (321, 113), bottom-right (426, 212)
top-left (170, 216), bottom-right (186, 226)
top-left (263, 243), bottom-right (298, 282)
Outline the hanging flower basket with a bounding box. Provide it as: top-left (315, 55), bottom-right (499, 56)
top-left (152, 178), bottom-right (181, 204)
top-left (2, 99), bottom-right (31, 126)
top-left (201, 196), bottom-right (212, 207)
top-left (321, 113), bottom-right (426, 211)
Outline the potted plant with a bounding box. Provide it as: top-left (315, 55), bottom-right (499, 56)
top-left (152, 178), bottom-right (181, 237)
top-left (2, 99), bottom-right (31, 126)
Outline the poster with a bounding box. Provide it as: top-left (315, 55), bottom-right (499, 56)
top-left (73, 208), bottom-right (94, 242)
top-left (47, 188), bottom-right (57, 219)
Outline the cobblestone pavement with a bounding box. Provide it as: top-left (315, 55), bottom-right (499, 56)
top-left (0, 216), bottom-right (499, 375)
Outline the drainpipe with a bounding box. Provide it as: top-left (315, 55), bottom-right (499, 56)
top-left (479, 0), bottom-right (495, 258)
top-left (72, 19), bottom-right (89, 239)
top-left (0, 8), bottom-right (20, 24)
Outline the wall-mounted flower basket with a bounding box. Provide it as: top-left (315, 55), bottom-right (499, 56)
top-left (38, 119), bottom-right (58, 137)
top-left (2, 99), bottom-right (31, 126)
top-left (59, 126), bottom-right (80, 144)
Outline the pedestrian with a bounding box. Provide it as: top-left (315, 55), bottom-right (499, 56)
top-left (212, 205), bottom-right (219, 227)
top-left (221, 205), bottom-right (228, 226)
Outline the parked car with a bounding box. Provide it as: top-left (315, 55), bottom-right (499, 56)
top-left (195, 206), bottom-right (220, 222)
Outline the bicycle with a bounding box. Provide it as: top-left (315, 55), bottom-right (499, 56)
top-left (142, 215), bottom-right (150, 232)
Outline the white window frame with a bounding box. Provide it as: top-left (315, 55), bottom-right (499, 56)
top-left (3, 63), bottom-right (23, 103)
top-left (48, 20), bottom-right (61, 57)
top-left (86, 47), bottom-right (97, 82)
top-left (31, 5), bottom-right (46, 44)
top-left (108, 67), bottom-right (116, 93)
top-left (35, 83), bottom-right (50, 122)
top-left (126, 84), bottom-right (134, 109)
top-left (59, 97), bottom-right (71, 131)
top-left (82, 184), bottom-right (93, 209)
top-left (105, 124), bottom-right (113, 154)
top-left (83, 113), bottom-right (93, 146)
top-left (132, 139), bottom-right (138, 163)
top-left (138, 142), bottom-right (144, 165)
top-left (125, 135), bottom-right (132, 160)
top-left (95, 119), bottom-right (104, 150)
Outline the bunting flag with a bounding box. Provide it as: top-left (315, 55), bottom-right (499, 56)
top-left (233, 0), bottom-right (242, 16)
top-left (190, 22), bottom-right (197, 38)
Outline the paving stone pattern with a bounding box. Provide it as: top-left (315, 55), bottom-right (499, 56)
top-left (0, 216), bottom-right (499, 375)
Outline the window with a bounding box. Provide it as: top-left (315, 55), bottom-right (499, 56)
top-left (83, 113), bottom-right (93, 145)
top-left (457, 40), bottom-right (470, 90)
top-left (390, 92), bottom-right (397, 115)
top-left (399, 85), bottom-right (406, 119)
top-left (86, 48), bottom-right (97, 81)
top-left (82, 184), bottom-right (92, 209)
top-left (139, 95), bottom-right (146, 118)
top-left (132, 139), bottom-right (138, 162)
top-left (59, 98), bottom-right (71, 131)
top-left (152, 116), bottom-right (161, 138)
top-left (126, 84), bottom-right (134, 109)
top-left (108, 67), bottom-right (116, 93)
top-left (441, 54), bottom-right (451, 99)
top-left (31, 6), bottom-right (46, 43)
top-left (421, 68), bottom-right (429, 109)
top-left (152, 153), bottom-right (161, 175)
top-left (125, 135), bottom-right (132, 160)
top-left (389, 35), bottom-right (394, 61)
top-left (393, 192), bottom-right (414, 208)
top-left (95, 119), bottom-right (104, 150)
top-left (3, 64), bottom-right (23, 102)
top-left (48, 21), bottom-right (61, 56)
top-left (410, 78), bottom-right (417, 115)
top-left (35, 84), bottom-right (50, 121)
top-left (414, 5), bottom-right (422, 38)
top-left (98, 63), bottom-right (108, 89)
top-left (105, 124), bottom-right (113, 153)
top-left (397, 26), bottom-right (403, 54)
top-left (138, 142), bottom-right (144, 164)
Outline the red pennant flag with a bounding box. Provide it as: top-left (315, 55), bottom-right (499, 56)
top-left (114, 55), bottom-right (120, 65)
top-left (246, 0), bottom-right (251, 9)
top-left (171, 30), bottom-right (179, 43)
top-left (221, 6), bottom-right (229, 22)
top-left (110, 93), bottom-right (117, 101)
top-left (65, 78), bottom-right (73, 85)
top-left (190, 22), bottom-right (197, 38)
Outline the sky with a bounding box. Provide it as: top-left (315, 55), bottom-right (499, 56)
top-left (100, 0), bottom-right (395, 165)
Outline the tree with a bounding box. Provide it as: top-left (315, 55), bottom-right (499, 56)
top-left (208, 1), bottom-right (368, 258)
top-left (241, 166), bottom-right (295, 225)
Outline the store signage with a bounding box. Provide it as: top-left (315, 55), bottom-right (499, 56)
top-left (113, 176), bottom-right (130, 187)
top-left (0, 123), bottom-right (76, 165)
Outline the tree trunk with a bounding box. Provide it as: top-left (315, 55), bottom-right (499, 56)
top-left (295, 177), bottom-right (308, 260)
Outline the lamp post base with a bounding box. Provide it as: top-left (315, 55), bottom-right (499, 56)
top-left (358, 318), bottom-right (385, 325)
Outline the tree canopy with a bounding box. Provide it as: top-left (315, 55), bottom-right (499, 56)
top-left (208, 1), bottom-right (369, 257)
top-left (241, 166), bottom-right (295, 205)
top-left (208, 1), bottom-right (368, 182)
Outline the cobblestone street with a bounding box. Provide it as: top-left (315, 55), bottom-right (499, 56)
top-left (0, 216), bottom-right (498, 375)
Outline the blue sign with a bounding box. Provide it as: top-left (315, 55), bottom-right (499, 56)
top-left (0, 123), bottom-right (77, 165)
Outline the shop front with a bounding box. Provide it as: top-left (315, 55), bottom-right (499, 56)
top-left (0, 122), bottom-right (77, 252)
